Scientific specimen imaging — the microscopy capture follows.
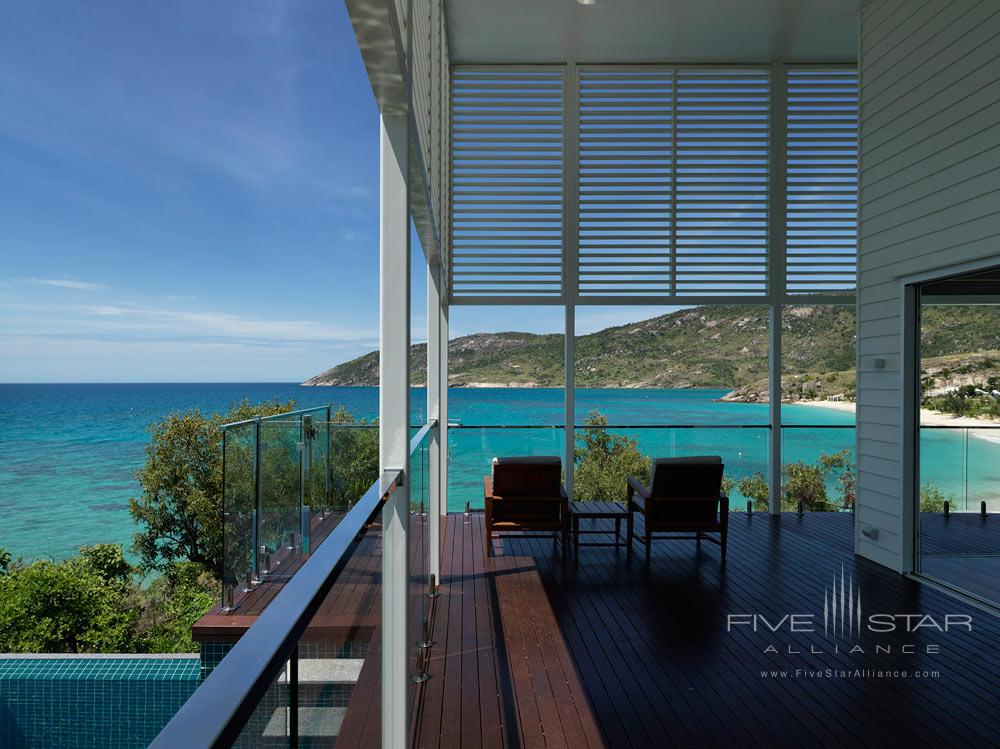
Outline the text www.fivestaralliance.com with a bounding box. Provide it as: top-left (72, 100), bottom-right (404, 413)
top-left (760, 669), bottom-right (940, 679)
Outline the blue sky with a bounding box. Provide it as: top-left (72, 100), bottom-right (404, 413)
top-left (1, 0), bottom-right (633, 383)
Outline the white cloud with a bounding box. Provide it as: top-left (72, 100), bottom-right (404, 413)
top-left (26, 277), bottom-right (110, 292)
top-left (2, 299), bottom-right (376, 343)
top-left (0, 333), bottom-right (371, 383)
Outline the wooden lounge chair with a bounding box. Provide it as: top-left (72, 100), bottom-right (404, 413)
top-left (626, 456), bottom-right (728, 563)
top-left (484, 456), bottom-right (568, 557)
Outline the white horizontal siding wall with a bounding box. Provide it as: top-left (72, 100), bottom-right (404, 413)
top-left (857, 0), bottom-right (1000, 571)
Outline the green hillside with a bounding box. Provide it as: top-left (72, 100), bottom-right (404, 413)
top-left (303, 305), bottom-right (1000, 396)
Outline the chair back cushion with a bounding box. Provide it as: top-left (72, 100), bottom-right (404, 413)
top-left (490, 456), bottom-right (563, 523)
top-left (492, 456), bottom-right (562, 497)
top-left (648, 456), bottom-right (724, 524)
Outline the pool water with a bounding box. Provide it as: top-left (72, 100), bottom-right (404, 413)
top-left (0, 656), bottom-right (200, 748)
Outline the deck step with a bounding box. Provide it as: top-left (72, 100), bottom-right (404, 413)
top-left (263, 707), bottom-right (347, 737)
top-left (276, 658), bottom-right (364, 684)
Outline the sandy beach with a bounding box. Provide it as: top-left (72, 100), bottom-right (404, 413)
top-left (796, 399), bottom-right (1000, 444)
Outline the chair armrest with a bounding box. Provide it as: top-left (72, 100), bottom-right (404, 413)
top-left (484, 475), bottom-right (494, 500)
top-left (627, 476), bottom-right (651, 500)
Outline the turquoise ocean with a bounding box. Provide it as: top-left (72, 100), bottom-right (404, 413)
top-left (0, 383), bottom-right (994, 561)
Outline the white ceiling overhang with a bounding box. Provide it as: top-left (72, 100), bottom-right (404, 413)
top-left (446, 0), bottom-right (871, 65)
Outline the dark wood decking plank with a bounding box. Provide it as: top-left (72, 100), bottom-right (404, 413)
top-left (502, 553), bottom-right (572, 749)
top-left (414, 516), bottom-right (450, 748)
top-left (508, 539), bottom-right (603, 749)
top-left (460, 513), bottom-right (484, 749)
top-left (492, 552), bottom-right (549, 749)
top-left (533, 533), bottom-right (733, 748)
top-left (470, 513), bottom-right (507, 749)
top-left (531, 541), bottom-right (654, 747)
top-left (641, 518), bottom-right (876, 746)
top-left (662, 513), bottom-right (993, 746)
top-left (740, 516), bottom-right (1000, 745)
top-left (437, 511), bottom-right (466, 749)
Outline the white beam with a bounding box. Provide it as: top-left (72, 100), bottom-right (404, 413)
top-left (379, 112), bottom-right (410, 749)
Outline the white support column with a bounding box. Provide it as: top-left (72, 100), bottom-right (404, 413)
top-left (767, 62), bottom-right (787, 515)
top-left (379, 112), bottom-right (410, 749)
top-left (426, 263), bottom-right (445, 583)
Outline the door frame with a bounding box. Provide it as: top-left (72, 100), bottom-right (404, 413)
top-left (899, 254), bottom-right (1000, 574)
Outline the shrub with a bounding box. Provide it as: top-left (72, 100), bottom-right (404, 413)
top-left (0, 545), bottom-right (140, 653)
top-left (736, 472), bottom-right (769, 512)
top-left (574, 411), bottom-right (650, 504)
top-left (919, 484), bottom-right (951, 513)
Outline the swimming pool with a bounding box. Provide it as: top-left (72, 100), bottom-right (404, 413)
top-left (0, 655), bottom-right (200, 748)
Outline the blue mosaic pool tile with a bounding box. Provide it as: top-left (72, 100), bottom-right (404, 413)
top-left (0, 657), bottom-right (200, 749)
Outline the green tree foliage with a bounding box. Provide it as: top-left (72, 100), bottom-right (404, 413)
top-left (919, 483), bottom-right (951, 512)
top-left (129, 399), bottom-right (296, 574)
top-left (137, 562), bottom-right (216, 653)
top-left (781, 448), bottom-right (856, 511)
top-left (718, 449), bottom-right (856, 513)
top-left (328, 406), bottom-right (379, 509)
top-left (0, 545), bottom-right (140, 653)
top-left (819, 448), bottom-right (855, 509)
top-left (0, 545), bottom-right (219, 654)
top-left (782, 462), bottom-right (832, 511)
top-left (734, 472), bottom-right (770, 512)
top-left (922, 377), bottom-right (1000, 419)
top-left (573, 411), bottom-right (650, 504)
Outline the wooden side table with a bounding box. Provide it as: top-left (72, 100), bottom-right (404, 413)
top-left (569, 501), bottom-right (628, 553)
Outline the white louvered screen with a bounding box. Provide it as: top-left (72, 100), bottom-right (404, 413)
top-left (784, 68), bottom-right (859, 295)
top-left (450, 68), bottom-right (564, 300)
top-left (576, 67), bottom-right (770, 300)
top-left (577, 69), bottom-right (673, 299)
top-left (673, 69), bottom-right (770, 296)
top-left (447, 65), bottom-right (857, 304)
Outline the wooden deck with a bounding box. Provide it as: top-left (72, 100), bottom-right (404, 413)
top-left (408, 511), bottom-right (999, 748)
